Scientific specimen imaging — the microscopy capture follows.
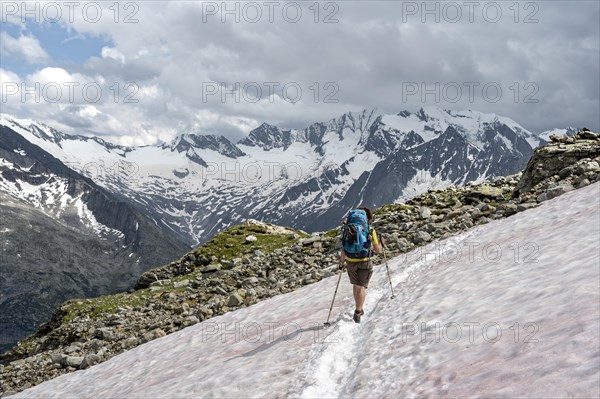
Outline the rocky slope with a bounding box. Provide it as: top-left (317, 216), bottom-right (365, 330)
top-left (0, 126), bottom-right (190, 353)
top-left (0, 193), bottom-right (138, 354)
top-left (0, 131), bottom-right (598, 397)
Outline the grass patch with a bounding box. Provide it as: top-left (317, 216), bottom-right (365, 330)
top-left (61, 290), bottom-right (152, 323)
top-left (376, 204), bottom-right (414, 216)
top-left (193, 224), bottom-right (308, 261)
top-left (323, 228), bottom-right (339, 238)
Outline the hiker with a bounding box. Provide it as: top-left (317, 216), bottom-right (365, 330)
top-left (339, 207), bottom-right (383, 323)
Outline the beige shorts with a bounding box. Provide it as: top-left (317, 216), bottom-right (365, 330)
top-left (346, 260), bottom-right (373, 288)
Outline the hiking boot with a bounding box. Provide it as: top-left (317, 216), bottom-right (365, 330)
top-left (353, 309), bottom-right (365, 323)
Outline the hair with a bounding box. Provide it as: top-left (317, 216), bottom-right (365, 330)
top-left (358, 207), bottom-right (373, 222)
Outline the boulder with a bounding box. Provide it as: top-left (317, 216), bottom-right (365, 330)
top-left (558, 166), bottom-right (574, 179)
top-left (50, 353), bottom-right (67, 367)
top-left (80, 354), bottom-right (100, 370)
top-left (121, 337), bottom-right (139, 349)
top-left (300, 236), bottom-right (321, 246)
top-left (93, 328), bottom-right (115, 341)
top-left (546, 183), bottom-right (574, 200)
top-left (173, 279), bottom-right (190, 289)
top-left (517, 203), bottom-right (538, 212)
top-left (65, 356), bottom-right (84, 368)
top-left (242, 277), bottom-right (259, 286)
top-left (143, 329), bottom-right (166, 342)
top-left (411, 231), bottom-right (431, 245)
top-left (199, 264), bottom-right (222, 273)
top-left (579, 131), bottom-right (600, 140)
top-left (227, 292), bottom-right (244, 307)
top-left (183, 316), bottom-right (200, 326)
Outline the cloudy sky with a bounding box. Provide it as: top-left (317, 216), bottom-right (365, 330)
top-left (1, 1), bottom-right (598, 145)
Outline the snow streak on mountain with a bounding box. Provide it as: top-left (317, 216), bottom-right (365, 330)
top-left (12, 183), bottom-right (600, 398)
top-left (0, 108), bottom-right (547, 246)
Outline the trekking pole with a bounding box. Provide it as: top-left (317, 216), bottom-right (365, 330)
top-left (324, 267), bottom-right (344, 326)
top-left (382, 239), bottom-right (396, 299)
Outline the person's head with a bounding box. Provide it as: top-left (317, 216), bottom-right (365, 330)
top-left (358, 207), bottom-right (373, 222)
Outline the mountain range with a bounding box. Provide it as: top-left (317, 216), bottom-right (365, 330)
top-left (0, 107), bottom-right (575, 352)
top-left (0, 107), bottom-right (565, 245)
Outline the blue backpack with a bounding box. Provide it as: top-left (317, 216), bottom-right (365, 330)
top-left (342, 209), bottom-right (371, 258)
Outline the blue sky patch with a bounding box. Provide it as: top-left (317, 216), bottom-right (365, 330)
top-left (1, 20), bottom-right (110, 76)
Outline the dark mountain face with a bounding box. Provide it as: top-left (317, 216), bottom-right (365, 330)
top-left (238, 123), bottom-right (295, 150)
top-left (167, 134), bottom-right (245, 158)
top-left (407, 126), bottom-right (479, 183)
top-left (0, 193), bottom-right (138, 354)
top-left (364, 117), bottom-right (405, 158)
top-left (305, 122), bottom-right (329, 148)
top-left (402, 131), bottom-right (426, 149)
top-left (194, 135), bottom-right (246, 158)
top-left (0, 126), bottom-right (189, 352)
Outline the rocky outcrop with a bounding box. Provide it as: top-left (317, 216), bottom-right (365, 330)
top-left (1, 131), bottom-right (599, 397)
top-left (514, 130), bottom-right (600, 195)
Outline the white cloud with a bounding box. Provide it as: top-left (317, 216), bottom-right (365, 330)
top-left (1, 1), bottom-right (598, 143)
top-left (0, 31), bottom-right (49, 64)
top-left (0, 68), bottom-right (21, 85)
top-left (77, 105), bottom-right (100, 118)
top-left (27, 67), bottom-right (83, 86)
top-left (0, 68), bottom-right (22, 102)
top-left (101, 47), bottom-right (126, 64)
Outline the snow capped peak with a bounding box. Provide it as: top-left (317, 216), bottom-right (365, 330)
top-left (191, 134), bottom-right (245, 158)
top-left (165, 132), bottom-right (245, 158)
top-left (380, 106), bottom-right (542, 150)
top-left (238, 122), bottom-right (296, 150)
top-left (1, 113), bottom-right (132, 156)
top-left (1, 113), bottom-right (36, 129)
top-left (340, 108), bottom-right (380, 121)
top-left (419, 105), bottom-right (450, 120)
top-left (1, 113), bottom-right (62, 143)
top-left (257, 121), bottom-right (279, 130)
top-left (537, 127), bottom-right (578, 142)
top-left (1, 108), bottom-right (541, 163)
top-left (329, 108), bottom-right (382, 132)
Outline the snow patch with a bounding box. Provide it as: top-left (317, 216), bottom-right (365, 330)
top-left (0, 173), bottom-right (124, 239)
top-left (396, 169), bottom-right (453, 202)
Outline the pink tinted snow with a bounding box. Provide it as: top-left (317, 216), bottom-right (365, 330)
top-left (10, 183), bottom-right (600, 399)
